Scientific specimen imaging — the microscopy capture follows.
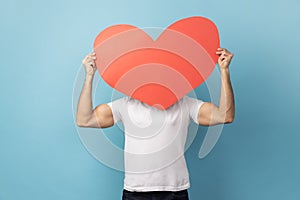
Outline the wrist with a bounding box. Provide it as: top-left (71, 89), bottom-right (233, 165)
top-left (85, 74), bottom-right (94, 81)
top-left (220, 67), bottom-right (229, 73)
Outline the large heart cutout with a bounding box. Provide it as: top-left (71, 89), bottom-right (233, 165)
top-left (94, 16), bottom-right (220, 109)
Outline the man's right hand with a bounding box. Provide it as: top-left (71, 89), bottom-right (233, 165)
top-left (77, 52), bottom-right (114, 128)
top-left (82, 52), bottom-right (97, 76)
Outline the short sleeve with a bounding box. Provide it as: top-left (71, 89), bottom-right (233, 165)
top-left (184, 96), bottom-right (205, 124)
top-left (106, 97), bottom-right (128, 124)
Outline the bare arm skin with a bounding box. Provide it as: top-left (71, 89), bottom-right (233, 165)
top-left (198, 48), bottom-right (235, 126)
top-left (76, 52), bottom-right (114, 128)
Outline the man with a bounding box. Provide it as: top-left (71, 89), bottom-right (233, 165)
top-left (76, 48), bottom-right (235, 200)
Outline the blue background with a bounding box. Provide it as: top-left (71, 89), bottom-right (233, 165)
top-left (1, 0), bottom-right (300, 199)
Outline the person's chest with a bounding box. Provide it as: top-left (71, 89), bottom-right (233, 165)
top-left (120, 99), bottom-right (189, 139)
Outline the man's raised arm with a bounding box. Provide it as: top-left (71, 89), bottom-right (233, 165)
top-left (198, 48), bottom-right (235, 126)
top-left (76, 52), bottom-right (114, 128)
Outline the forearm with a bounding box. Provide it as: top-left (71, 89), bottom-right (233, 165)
top-left (218, 68), bottom-right (235, 122)
top-left (76, 75), bottom-right (94, 125)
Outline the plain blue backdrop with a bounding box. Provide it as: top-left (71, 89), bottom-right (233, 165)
top-left (1, 0), bottom-right (300, 199)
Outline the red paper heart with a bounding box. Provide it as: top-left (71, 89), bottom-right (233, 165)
top-left (94, 16), bottom-right (220, 109)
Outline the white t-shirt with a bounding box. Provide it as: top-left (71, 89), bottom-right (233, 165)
top-left (107, 95), bottom-right (205, 192)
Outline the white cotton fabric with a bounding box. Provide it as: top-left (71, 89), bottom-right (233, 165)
top-left (107, 95), bottom-right (205, 192)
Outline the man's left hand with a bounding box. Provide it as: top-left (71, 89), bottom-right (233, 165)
top-left (216, 48), bottom-right (234, 70)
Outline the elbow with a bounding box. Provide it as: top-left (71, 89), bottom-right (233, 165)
top-left (76, 115), bottom-right (89, 127)
top-left (76, 119), bottom-right (87, 127)
top-left (224, 115), bottom-right (234, 124)
top-left (76, 121), bottom-right (85, 127)
top-left (225, 118), bottom-right (234, 124)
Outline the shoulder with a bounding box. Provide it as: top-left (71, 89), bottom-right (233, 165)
top-left (107, 96), bottom-right (131, 109)
top-left (181, 95), bottom-right (201, 103)
top-left (181, 95), bottom-right (206, 110)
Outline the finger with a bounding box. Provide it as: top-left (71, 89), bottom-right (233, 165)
top-left (87, 56), bottom-right (96, 61)
top-left (85, 58), bottom-right (92, 63)
top-left (222, 53), bottom-right (233, 61)
top-left (86, 56), bottom-right (96, 62)
top-left (216, 49), bottom-right (227, 54)
top-left (84, 56), bottom-right (92, 62)
top-left (89, 54), bottom-right (96, 58)
top-left (216, 51), bottom-right (228, 57)
top-left (87, 53), bottom-right (96, 57)
top-left (219, 55), bottom-right (226, 61)
top-left (86, 61), bottom-right (95, 66)
top-left (221, 50), bottom-right (232, 56)
top-left (87, 59), bottom-right (95, 64)
top-left (216, 51), bottom-right (226, 55)
top-left (218, 48), bottom-right (232, 56)
top-left (218, 53), bottom-right (224, 57)
top-left (83, 54), bottom-right (95, 63)
top-left (222, 52), bottom-right (229, 57)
